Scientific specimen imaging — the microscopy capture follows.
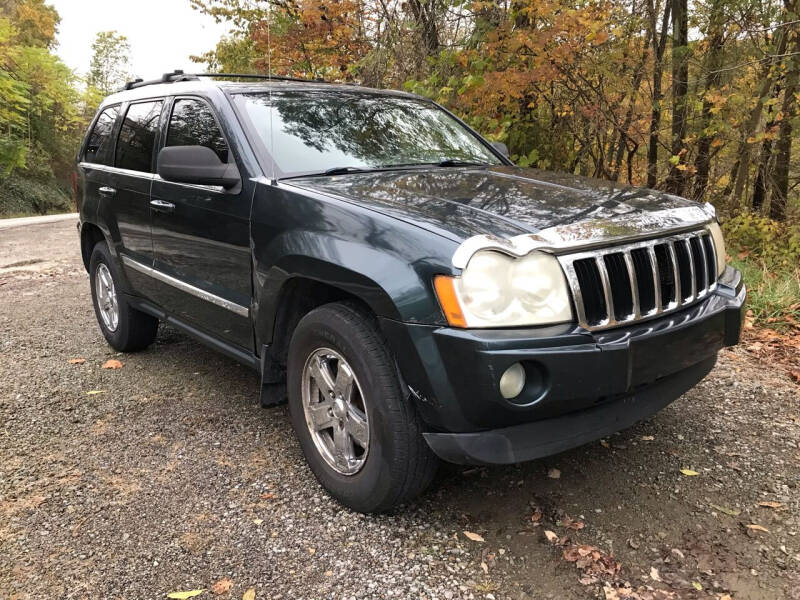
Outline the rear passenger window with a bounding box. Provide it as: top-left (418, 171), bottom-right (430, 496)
top-left (115, 100), bottom-right (163, 172)
top-left (167, 99), bottom-right (229, 163)
top-left (84, 106), bottom-right (120, 165)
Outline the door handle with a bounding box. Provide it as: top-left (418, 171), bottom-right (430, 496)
top-left (150, 199), bottom-right (176, 213)
top-left (98, 186), bottom-right (116, 197)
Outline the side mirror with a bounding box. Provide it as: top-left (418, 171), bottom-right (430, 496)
top-left (157, 145), bottom-right (240, 189)
top-left (491, 141), bottom-right (510, 158)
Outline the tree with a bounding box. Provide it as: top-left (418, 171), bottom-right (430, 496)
top-left (664, 0), bottom-right (689, 195)
top-left (87, 31), bottom-right (131, 95)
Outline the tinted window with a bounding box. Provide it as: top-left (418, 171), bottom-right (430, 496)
top-left (236, 91), bottom-right (501, 176)
top-left (115, 101), bottom-right (163, 172)
top-left (166, 99), bottom-right (229, 163)
top-left (84, 106), bottom-right (120, 165)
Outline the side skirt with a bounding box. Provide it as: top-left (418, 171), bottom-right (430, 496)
top-left (126, 295), bottom-right (260, 371)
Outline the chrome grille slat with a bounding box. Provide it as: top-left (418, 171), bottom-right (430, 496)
top-left (667, 241), bottom-right (681, 307)
top-left (557, 229), bottom-right (720, 332)
top-left (646, 246), bottom-right (662, 314)
top-left (595, 256), bottom-right (615, 327)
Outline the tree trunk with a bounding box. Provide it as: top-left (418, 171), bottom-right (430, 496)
top-left (691, 2), bottom-right (725, 201)
top-left (646, 0), bottom-right (671, 188)
top-left (664, 0), bottom-right (689, 195)
top-left (729, 25), bottom-right (788, 206)
top-left (752, 89), bottom-right (780, 212)
top-left (408, 0), bottom-right (439, 55)
top-left (770, 18), bottom-right (798, 221)
top-left (612, 27), bottom-right (653, 181)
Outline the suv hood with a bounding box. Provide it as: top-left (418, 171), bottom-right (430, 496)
top-left (288, 166), bottom-right (711, 245)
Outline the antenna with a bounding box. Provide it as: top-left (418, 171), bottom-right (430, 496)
top-left (267, 2), bottom-right (276, 185)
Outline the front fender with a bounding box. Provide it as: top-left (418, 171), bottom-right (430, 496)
top-left (251, 182), bottom-right (458, 347)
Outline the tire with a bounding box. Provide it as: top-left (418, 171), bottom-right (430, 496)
top-left (287, 302), bottom-right (438, 513)
top-left (89, 241), bottom-right (158, 352)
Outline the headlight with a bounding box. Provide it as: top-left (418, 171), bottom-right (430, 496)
top-left (434, 250), bottom-right (573, 327)
top-left (707, 221), bottom-right (726, 276)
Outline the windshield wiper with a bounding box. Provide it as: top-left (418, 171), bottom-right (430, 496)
top-left (321, 166), bottom-right (369, 176)
top-left (436, 159), bottom-right (490, 167)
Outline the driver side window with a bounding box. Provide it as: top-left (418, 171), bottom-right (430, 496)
top-left (166, 99), bottom-right (229, 164)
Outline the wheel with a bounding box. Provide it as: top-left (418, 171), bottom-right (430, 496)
top-left (287, 302), bottom-right (438, 513)
top-left (89, 241), bottom-right (158, 352)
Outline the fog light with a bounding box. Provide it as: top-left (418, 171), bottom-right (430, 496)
top-left (499, 363), bottom-right (526, 399)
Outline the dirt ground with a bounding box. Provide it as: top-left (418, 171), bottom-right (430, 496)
top-left (1, 219), bottom-right (798, 600)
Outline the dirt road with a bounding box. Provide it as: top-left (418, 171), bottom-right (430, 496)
top-left (1, 218), bottom-right (798, 600)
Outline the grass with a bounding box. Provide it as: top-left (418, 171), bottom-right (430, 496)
top-left (730, 257), bottom-right (800, 329)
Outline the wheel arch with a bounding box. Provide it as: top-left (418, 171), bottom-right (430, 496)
top-left (79, 222), bottom-right (106, 272)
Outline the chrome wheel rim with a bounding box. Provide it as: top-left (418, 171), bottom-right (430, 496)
top-left (95, 263), bottom-right (119, 332)
top-left (301, 348), bottom-right (369, 475)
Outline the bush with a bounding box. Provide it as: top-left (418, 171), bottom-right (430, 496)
top-left (722, 212), bottom-right (800, 269)
top-left (0, 174), bottom-right (73, 217)
top-left (723, 213), bottom-right (800, 329)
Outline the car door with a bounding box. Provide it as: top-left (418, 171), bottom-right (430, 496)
top-left (108, 99), bottom-right (164, 298)
top-left (148, 96), bottom-right (254, 351)
top-left (79, 104), bottom-right (122, 248)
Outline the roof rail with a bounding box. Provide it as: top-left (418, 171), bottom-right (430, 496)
top-left (121, 69), bottom-right (200, 91)
top-left (192, 72), bottom-right (332, 84)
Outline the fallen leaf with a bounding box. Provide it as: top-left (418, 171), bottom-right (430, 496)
top-left (102, 359), bottom-right (123, 369)
top-left (547, 468), bottom-right (561, 479)
top-left (463, 531), bottom-right (485, 542)
top-left (711, 504), bottom-right (740, 516)
top-left (259, 493), bottom-right (275, 500)
top-left (480, 561), bottom-right (488, 574)
top-left (544, 530), bottom-right (559, 544)
top-left (307, 547), bottom-right (315, 554)
top-left (530, 507), bottom-right (543, 523)
top-left (600, 439), bottom-right (610, 448)
top-left (691, 581), bottom-right (703, 590)
top-left (242, 589), bottom-right (255, 600)
top-left (758, 501), bottom-right (783, 509)
top-left (640, 435), bottom-right (654, 441)
top-left (167, 591), bottom-right (205, 599)
top-left (68, 358), bottom-right (86, 364)
top-left (86, 390), bottom-right (105, 395)
top-left (559, 516), bottom-right (585, 530)
top-left (746, 523), bottom-right (769, 533)
top-left (252, 518), bottom-right (263, 525)
top-left (211, 579), bottom-right (233, 595)
top-left (650, 567), bottom-right (661, 582)
top-left (680, 468), bottom-right (699, 476)
top-left (627, 538), bottom-right (640, 549)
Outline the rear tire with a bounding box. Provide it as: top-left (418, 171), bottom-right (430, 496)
top-left (287, 302), bottom-right (438, 513)
top-left (89, 241), bottom-right (158, 352)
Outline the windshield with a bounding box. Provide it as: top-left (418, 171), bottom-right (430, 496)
top-left (235, 91), bottom-right (502, 177)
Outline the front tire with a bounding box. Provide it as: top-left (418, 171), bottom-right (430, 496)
top-left (89, 241), bottom-right (158, 352)
top-left (287, 302), bottom-right (438, 513)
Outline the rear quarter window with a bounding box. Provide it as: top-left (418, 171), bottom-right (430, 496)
top-left (83, 105), bottom-right (120, 165)
top-left (115, 100), bottom-right (163, 172)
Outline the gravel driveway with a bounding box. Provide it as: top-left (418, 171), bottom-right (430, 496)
top-left (1, 219), bottom-right (798, 600)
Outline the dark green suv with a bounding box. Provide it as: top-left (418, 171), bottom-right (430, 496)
top-left (76, 72), bottom-right (745, 512)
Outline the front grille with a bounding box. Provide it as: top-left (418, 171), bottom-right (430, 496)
top-left (558, 229), bottom-right (718, 331)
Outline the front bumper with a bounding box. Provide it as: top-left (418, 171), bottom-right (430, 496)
top-left (381, 266), bottom-right (745, 464)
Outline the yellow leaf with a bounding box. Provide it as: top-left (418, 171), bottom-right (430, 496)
top-left (167, 591), bottom-right (205, 599)
top-left (242, 588), bottom-right (255, 600)
top-left (544, 530), bottom-right (559, 543)
top-left (691, 581), bottom-right (703, 590)
top-left (86, 390), bottom-right (105, 395)
top-left (758, 501), bottom-right (783, 509)
top-left (463, 530), bottom-right (485, 542)
top-left (747, 523), bottom-right (769, 533)
top-left (102, 359), bottom-right (123, 369)
top-left (680, 469), bottom-right (699, 476)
